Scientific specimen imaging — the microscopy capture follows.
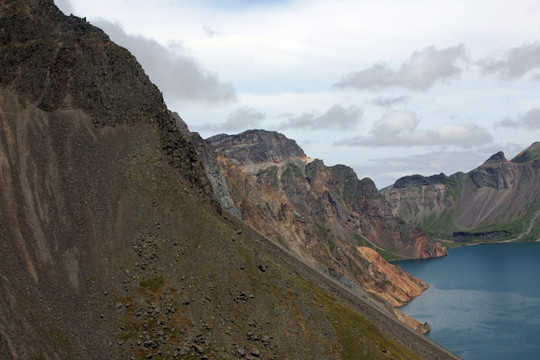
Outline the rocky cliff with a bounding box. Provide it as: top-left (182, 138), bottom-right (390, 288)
top-left (205, 130), bottom-right (447, 332)
top-left (0, 1), bottom-right (459, 359)
top-left (381, 143), bottom-right (540, 243)
top-left (208, 130), bottom-right (447, 261)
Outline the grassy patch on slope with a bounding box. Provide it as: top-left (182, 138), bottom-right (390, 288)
top-left (305, 280), bottom-right (422, 360)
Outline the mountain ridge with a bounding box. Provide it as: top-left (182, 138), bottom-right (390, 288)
top-left (382, 142), bottom-right (540, 244)
top-left (0, 1), bottom-right (459, 358)
top-left (203, 130), bottom-right (447, 332)
top-left (207, 130), bottom-right (447, 259)
top-left (512, 141), bottom-right (540, 163)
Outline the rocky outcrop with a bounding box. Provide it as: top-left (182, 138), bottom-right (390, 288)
top-left (382, 144), bottom-right (540, 242)
top-left (356, 247), bottom-right (428, 306)
top-left (452, 230), bottom-right (511, 242)
top-left (469, 152), bottom-right (518, 190)
top-left (0, 1), bottom-right (463, 359)
top-left (191, 131), bottom-right (242, 218)
top-left (213, 153), bottom-right (434, 333)
top-left (394, 173), bottom-right (450, 188)
top-left (208, 130), bottom-right (306, 166)
top-left (1, 0), bottom-right (213, 199)
top-left (209, 130), bottom-right (447, 260)
top-left (205, 131), bottom-right (447, 332)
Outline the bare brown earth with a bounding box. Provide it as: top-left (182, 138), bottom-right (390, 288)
top-left (0, 88), bottom-right (459, 359)
top-left (0, 1), bottom-right (460, 359)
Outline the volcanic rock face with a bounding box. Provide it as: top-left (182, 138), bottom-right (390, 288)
top-left (191, 131), bottom-right (242, 218)
top-left (382, 145), bottom-right (540, 242)
top-left (0, 1), bottom-right (461, 359)
top-left (209, 129), bottom-right (306, 166)
top-left (206, 131), bottom-right (446, 315)
top-left (208, 130), bottom-right (447, 260)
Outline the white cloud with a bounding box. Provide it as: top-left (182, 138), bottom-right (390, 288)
top-left (54, 0), bottom-right (540, 189)
top-left (278, 104), bottom-right (363, 130)
top-left (200, 106), bottom-right (265, 131)
top-left (336, 110), bottom-right (492, 148)
top-left (478, 42), bottom-right (540, 80)
top-left (371, 96), bottom-right (408, 108)
top-left (203, 26), bottom-right (219, 38)
top-left (355, 147), bottom-right (497, 189)
top-left (335, 45), bottom-right (467, 91)
top-left (371, 110), bottom-right (419, 137)
top-left (92, 20), bottom-right (235, 104)
top-left (522, 110), bottom-right (540, 128)
top-left (497, 108), bottom-right (540, 129)
top-left (54, 0), bottom-right (74, 14)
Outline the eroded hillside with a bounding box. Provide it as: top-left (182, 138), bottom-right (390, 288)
top-left (199, 130), bottom-right (447, 332)
top-left (0, 0), bottom-right (459, 359)
top-left (208, 130), bottom-right (446, 261)
top-left (382, 145), bottom-right (540, 244)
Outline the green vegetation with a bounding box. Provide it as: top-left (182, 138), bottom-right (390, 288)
top-left (444, 176), bottom-right (462, 198)
top-left (472, 202), bottom-right (540, 243)
top-left (353, 234), bottom-right (402, 261)
top-left (438, 239), bottom-right (463, 248)
top-left (256, 166), bottom-right (279, 188)
top-left (281, 163), bottom-right (303, 180)
top-left (512, 142), bottom-right (540, 163)
top-left (139, 275), bottom-right (164, 293)
top-left (422, 209), bottom-right (457, 238)
top-left (308, 281), bottom-right (422, 360)
top-left (425, 200), bottom-right (540, 244)
top-left (314, 223), bottom-right (348, 256)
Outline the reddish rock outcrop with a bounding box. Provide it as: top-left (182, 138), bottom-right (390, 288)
top-left (208, 130), bottom-right (447, 261)
top-left (207, 132), bottom-right (446, 331)
top-left (356, 247), bottom-right (427, 307)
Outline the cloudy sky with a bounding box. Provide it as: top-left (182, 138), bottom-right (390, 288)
top-left (55, 0), bottom-right (540, 188)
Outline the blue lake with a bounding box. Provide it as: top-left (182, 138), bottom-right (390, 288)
top-left (393, 242), bottom-right (540, 360)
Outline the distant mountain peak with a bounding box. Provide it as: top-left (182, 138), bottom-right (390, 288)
top-left (382, 141), bottom-right (540, 243)
top-left (207, 129), bottom-right (306, 166)
top-left (512, 141), bottom-right (540, 163)
top-left (393, 173), bottom-right (449, 189)
top-left (482, 151), bottom-right (507, 165)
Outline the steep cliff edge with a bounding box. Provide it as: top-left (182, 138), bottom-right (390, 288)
top-left (208, 130), bottom-right (446, 261)
top-left (382, 144), bottom-right (540, 243)
top-left (205, 130), bottom-right (447, 332)
top-left (0, 1), bottom-right (460, 359)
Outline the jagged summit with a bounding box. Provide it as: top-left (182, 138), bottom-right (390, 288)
top-left (2, 0), bottom-right (164, 125)
top-left (483, 151), bottom-right (507, 164)
top-left (207, 129), bottom-right (306, 166)
top-left (2, 0), bottom-right (213, 195)
top-left (512, 141), bottom-right (540, 163)
top-left (382, 142), bottom-right (540, 243)
top-left (393, 173), bottom-right (449, 189)
top-left (206, 128), bottom-right (448, 303)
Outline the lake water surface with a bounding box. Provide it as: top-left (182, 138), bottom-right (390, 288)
top-left (393, 242), bottom-right (540, 360)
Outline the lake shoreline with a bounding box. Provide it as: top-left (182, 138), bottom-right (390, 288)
top-left (394, 242), bottom-right (540, 360)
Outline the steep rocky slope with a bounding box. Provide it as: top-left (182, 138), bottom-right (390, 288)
top-left (208, 130), bottom-right (446, 261)
top-left (0, 1), bottom-right (459, 359)
top-left (204, 130), bottom-right (446, 331)
top-left (381, 144), bottom-right (540, 244)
